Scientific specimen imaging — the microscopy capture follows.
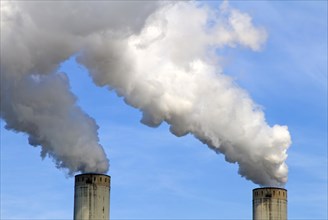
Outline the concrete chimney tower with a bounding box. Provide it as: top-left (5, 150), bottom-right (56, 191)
top-left (74, 173), bottom-right (111, 220)
top-left (253, 187), bottom-right (287, 220)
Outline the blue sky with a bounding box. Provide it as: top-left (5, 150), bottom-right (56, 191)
top-left (1, 1), bottom-right (327, 219)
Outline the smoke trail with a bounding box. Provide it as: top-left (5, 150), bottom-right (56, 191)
top-left (1, 1), bottom-right (291, 186)
top-left (0, 0), bottom-right (159, 174)
top-left (76, 2), bottom-right (291, 186)
top-left (0, 1), bottom-right (107, 174)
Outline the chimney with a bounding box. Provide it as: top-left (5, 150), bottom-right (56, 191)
top-left (74, 173), bottom-right (111, 220)
top-left (253, 187), bottom-right (287, 220)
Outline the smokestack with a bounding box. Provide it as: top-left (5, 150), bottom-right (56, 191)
top-left (253, 187), bottom-right (287, 220)
top-left (74, 173), bottom-right (111, 220)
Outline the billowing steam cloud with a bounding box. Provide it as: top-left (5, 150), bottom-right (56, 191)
top-left (1, 1), bottom-right (291, 186)
top-left (1, 0), bottom-right (159, 174)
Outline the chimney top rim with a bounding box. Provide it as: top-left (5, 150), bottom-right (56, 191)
top-left (253, 187), bottom-right (286, 191)
top-left (75, 173), bottom-right (110, 178)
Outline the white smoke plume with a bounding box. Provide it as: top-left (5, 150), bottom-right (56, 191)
top-left (1, 0), bottom-right (160, 174)
top-left (1, 1), bottom-right (291, 186)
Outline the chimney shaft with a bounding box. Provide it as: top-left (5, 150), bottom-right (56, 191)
top-left (74, 173), bottom-right (111, 220)
top-left (253, 187), bottom-right (287, 220)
